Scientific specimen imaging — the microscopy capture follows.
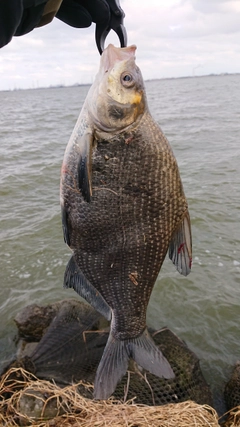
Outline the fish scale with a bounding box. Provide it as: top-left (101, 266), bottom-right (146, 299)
top-left (60, 44), bottom-right (192, 399)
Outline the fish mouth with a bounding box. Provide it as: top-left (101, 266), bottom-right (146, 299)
top-left (101, 44), bottom-right (137, 73)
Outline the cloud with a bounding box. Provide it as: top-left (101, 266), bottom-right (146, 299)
top-left (0, 0), bottom-right (240, 90)
top-left (125, 0), bottom-right (240, 40)
top-left (191, 0), bottom-right (240, 14)
top-left (123, 0), bottom-right (240, 79)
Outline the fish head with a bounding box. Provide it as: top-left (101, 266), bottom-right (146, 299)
top-left (88, 44), bottom-right (146, 133)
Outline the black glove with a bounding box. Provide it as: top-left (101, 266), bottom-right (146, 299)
top-left (0, 0), bottom-right (126, 52)
top-left (0, 0), bottom-right (47, 47)
top-left (56, 0), bottom-right (110, 29)
top-left (57, 0), bottom-right (127, 54)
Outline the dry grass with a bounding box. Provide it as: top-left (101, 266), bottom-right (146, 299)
top-left (219, 407), bottom-right (240, 427)
top-left (0, 367), bottom-right (221, 427)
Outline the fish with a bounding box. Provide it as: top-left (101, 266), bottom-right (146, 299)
top-left (60, 44), bottom-right (192, 400)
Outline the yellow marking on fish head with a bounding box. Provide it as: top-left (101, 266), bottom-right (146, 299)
top-left (131, 92), bottom-right (142, 105)
top-left (107, 66), bottom-right (143, 106)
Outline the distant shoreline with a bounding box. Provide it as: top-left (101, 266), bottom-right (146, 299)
top-left (1, 72), bottom-right (239, 92)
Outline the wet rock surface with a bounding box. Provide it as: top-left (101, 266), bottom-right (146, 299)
top-left (18, 388), bottom-right (66, 422)
top-left (14, 302), bottom-right (62, 341)
top-left (224, 361), bottom-right (240, 410)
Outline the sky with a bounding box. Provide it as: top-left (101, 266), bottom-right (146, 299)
top-left (0, 0), bottom-right (240, 90)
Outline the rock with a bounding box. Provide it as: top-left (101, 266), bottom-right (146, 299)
top-left (18, 389), bottom-right (65, 425)
top-left (14, 302), bottom-right (62, 341)
top-left (11, 299), bottom-right (213, 407)
top-left (17, 341), bottom-right (38, 359)
top-left (224, 361), bottom-right (240, 410)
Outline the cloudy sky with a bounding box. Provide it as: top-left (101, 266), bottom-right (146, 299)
top-left (0, 0), bottom-right (240, 90)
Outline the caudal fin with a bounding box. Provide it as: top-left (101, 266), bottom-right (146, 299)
top-left (93, 328), bottom-right (174, 400)
top-left (93, 332), bottom-right (129, 400)
top-left (128, 328), bottom-right (174, 379)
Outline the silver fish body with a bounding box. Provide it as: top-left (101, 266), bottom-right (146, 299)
top-left (60, 44), bottom-right (192, 399)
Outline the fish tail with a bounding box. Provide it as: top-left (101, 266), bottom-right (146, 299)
top-left (93, 331), bottom-right (129, 400)
top-left (128, 327), bottom-right (174, 379)
top-left (93, 328), bottom-right (174, 400)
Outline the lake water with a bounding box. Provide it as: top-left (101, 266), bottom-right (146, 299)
top-left (0, 75), bottom-right (239, 413)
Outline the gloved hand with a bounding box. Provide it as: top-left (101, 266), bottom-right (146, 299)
top-left (56, 0), bottom-right (110, 29)
top-left (0, 0), bottom-right (127, 53)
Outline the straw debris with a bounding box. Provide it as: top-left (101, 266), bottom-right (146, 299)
top-left (0, 367), bottom-right (220, 427)
top-left (219, 407), bottom-right (240, 427)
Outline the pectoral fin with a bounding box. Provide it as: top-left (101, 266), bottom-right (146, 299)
top-left (169, 211), bottom-right (192, 276)
top-left (77, 131), bottom-right (93, 202)
top-left (61, 205), bottom-right (71, 246)
top-left (64, 255), bottom-right (111, 321)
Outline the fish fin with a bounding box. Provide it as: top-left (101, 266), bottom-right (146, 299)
top-left (169, 211), bottom-right (192, 276)
top-left (61, 205), bottom-right (71, 246)
top-left (64, 255), bottom-right (111, 321)
top-left (93, 330), bottom-right (129, 400)
top-left (94, 327), bottom-right (174, 400)
top-left (77, 131), bottom-right (93, 202)
top-left (128, 327), bottom-right (175, 379)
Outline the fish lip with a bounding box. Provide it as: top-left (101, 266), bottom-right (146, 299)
top-left (101, 44), bottom-right (137, 73)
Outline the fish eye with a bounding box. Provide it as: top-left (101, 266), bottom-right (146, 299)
top-left (121, 72), bottom-right (134, 88)
top-left (123, 74), bottom-right (132, 82)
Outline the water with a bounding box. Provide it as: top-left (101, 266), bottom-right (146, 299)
top-left (0, 75), bottom-right (239, 413)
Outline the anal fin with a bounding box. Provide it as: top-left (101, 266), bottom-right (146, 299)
top-left (64, 255), bottom-right (111, 321)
